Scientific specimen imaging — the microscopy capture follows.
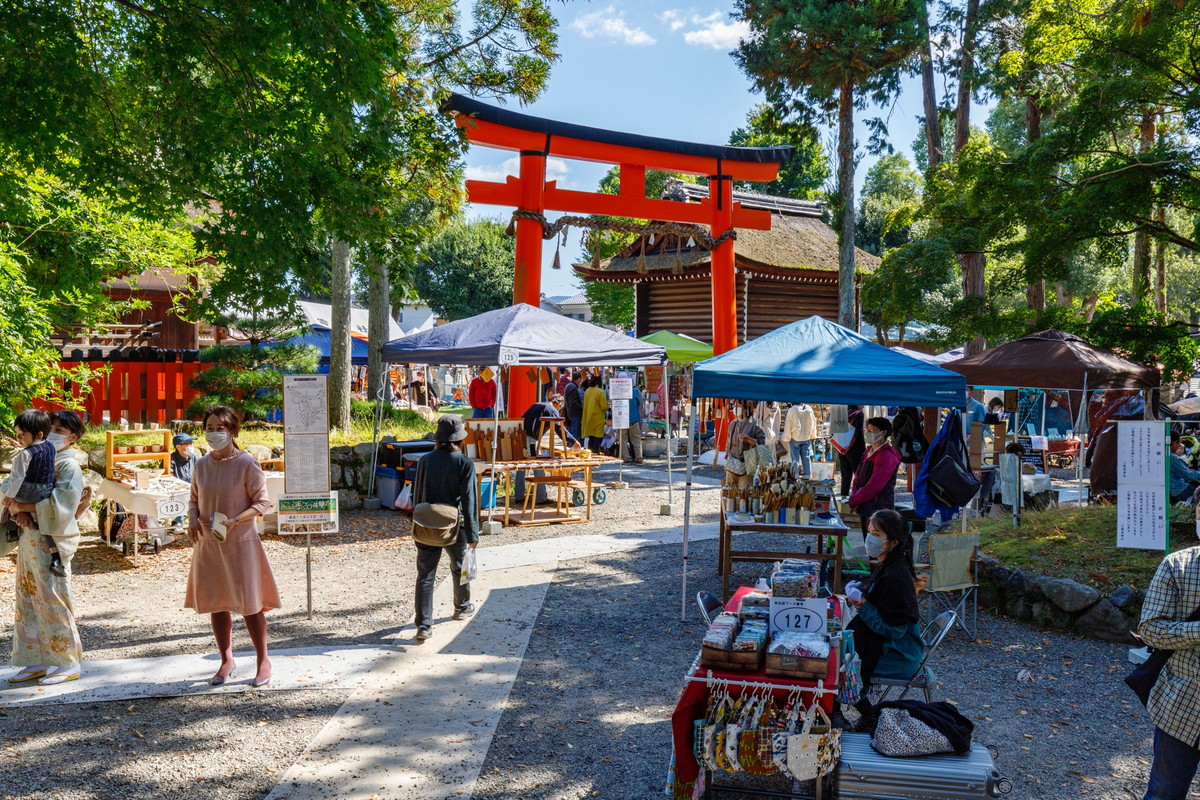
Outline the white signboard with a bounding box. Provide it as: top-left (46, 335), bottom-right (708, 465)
top-left (610, 376), bottom-right (633, 401)
top-left (283, 374), bottom-right (332, 494)
top-left (768, 597), bottom-right (828, 636)
top-left (1117, 421), bottom-right (1169, 551)
top-left (612, 401), bottom-right (630, 430)
top-left (278, 492), bottom-right (339, 535)
top-left (155, 496), bottom-right (188, 519)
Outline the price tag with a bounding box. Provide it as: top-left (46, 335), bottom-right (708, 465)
top-left (156, 497), bottom-right (187, 518)
top-left (769, 597), bottom-right (828, 635)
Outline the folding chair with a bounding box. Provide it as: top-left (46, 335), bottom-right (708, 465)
top-left (696, 591), bottom-right (724, 625)
top-left (871, 610), bottom-right (957, 704)
top-left (920, 530), bottom-right (980, 639)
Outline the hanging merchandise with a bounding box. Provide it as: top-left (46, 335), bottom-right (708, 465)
top-left (776, 703), bottom-right (842, 781)
top-left (837, 630), bottom-right (863, 705)
top-left (828, 404), bottom-right (849, 434)
top-left (913, 409), bottom-right (980, 518)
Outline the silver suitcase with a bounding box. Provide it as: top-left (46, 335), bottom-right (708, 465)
top-left (835, 733), bottom-right (1013, 799)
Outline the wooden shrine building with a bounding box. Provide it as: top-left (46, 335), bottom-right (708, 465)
top-left (574, 180), bottom-right (879, 344)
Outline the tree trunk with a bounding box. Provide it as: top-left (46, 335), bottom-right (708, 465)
top-left (955, 0), bottom-right (981, 154)
top-left (367, 251), bottom-right (390, 403)
top-left (1131, 107), bottom-right (1157, 303)
top-left (1155, 205), bottom-right (1167, 313)
top-left (1055, 281), bottom-right (1071, 307)
top-left (329, 237), bottom-right (353, 431)
top-left (959, 251), bottom-right (986, 354)
top-left (918, 0), bottom-right (943, 168)
top-left (1081, 293), bottom-right (1100, 322)
top-left (1026, 280), bottom-right (1046, 312)
top-left (837, 83), bottom-right (858, 329)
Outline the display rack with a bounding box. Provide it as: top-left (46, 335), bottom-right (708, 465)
top-left (105, 429), bottom-right (173, 479)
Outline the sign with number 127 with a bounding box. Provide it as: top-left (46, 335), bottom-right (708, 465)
top-left (769, 597), bottom-right (828, 635)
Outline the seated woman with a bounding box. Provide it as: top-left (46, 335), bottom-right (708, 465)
top-left (842, 508), bottom-right (924, 730)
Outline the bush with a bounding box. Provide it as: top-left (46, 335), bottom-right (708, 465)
top-left (351, 400), bottom-right (427, 428)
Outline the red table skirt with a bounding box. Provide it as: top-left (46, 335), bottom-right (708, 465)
top-left (669, 587), bottom-right (841, 795)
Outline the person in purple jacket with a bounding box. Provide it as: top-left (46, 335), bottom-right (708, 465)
top-left (848, 417), bottom-right (902, 526)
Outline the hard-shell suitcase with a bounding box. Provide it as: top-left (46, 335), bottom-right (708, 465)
top-left (835, 733), bottom-right (1013, 799)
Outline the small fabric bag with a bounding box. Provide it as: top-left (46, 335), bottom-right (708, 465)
top-left (411, 502), bottom-right (460, 547)
top-left (779, 704), bottom-right (841, 781)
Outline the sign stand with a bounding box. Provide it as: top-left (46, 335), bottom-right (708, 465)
top-left (660, 366), bottom-right (677, 516)
top-left (609, 374), bottom-right (633, 490)
top-left (1116, 420), bottom-right (1170, 556)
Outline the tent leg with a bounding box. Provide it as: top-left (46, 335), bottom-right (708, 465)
top-left (482, 367), bottom-right (504, 536)
top-left (662, 366), bottom-right (676, 515)
top-left (681, 399), bottom-right (697, 621)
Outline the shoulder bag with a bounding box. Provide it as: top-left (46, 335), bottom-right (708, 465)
top-left (409, 455), bottom-right (461, 547)
top-left (1126, 601), bottom-right (1200, 706)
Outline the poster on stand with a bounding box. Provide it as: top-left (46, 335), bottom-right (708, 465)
top-left (283, 375), bottom-right (332, 495)
top-left (278, 492), bottom-right (339, 535)
top-left (1116, 421), bottom-right (1169, 551)
top-left (612, 402), bottom-right (630, 430)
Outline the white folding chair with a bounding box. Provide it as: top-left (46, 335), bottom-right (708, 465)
top-left (871, 610), bottom-right (957, 704)
top-left (920, 531), bottom-right (979, 639)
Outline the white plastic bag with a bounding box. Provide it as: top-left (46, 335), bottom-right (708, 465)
top-left (460, 547), bottom-right (478, 584)
top-left (395, 483), bottom-right (412, 511)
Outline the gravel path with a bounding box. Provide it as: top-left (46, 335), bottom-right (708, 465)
top-left (0, 463), bottom-right (1172, 799)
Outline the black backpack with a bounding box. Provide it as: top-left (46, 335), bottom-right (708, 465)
top-left (891, 407), bottom-right (928, 465)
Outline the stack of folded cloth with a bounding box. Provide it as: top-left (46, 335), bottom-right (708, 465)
top-left (702, 612), bottom-right (741, 650)
top-left (767, 632), bottom-right (830, 658)
top-left (733, 620), bottom-right (768, 652)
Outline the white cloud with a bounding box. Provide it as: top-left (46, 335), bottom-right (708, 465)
top-left (658, 10), bottom-right (688, 31)
top-left (660, 8), bottom-right (751, 49)
top-left (683, 16), bottom-right (750, 49)
top-left (464, 157), bottom-right (570, 186)
top-left (570, 6), bottom-right (656, 46)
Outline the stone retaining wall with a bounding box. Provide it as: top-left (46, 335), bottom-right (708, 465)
top-left (976, 554), bottom-right (1142, 643)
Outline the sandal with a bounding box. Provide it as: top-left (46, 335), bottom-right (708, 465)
top-left (39, 668), bottom-right (80, 686)
top-left (8, 667), bottom-right (48, 683)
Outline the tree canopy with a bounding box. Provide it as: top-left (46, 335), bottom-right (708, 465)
top-left (411, 218), bottom-right (515, 322)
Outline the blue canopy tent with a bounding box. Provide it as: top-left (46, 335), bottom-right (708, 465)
top-left (679, 315), bottom-right (967, 616)
top-left (263, 329), bottom-right (370, 369)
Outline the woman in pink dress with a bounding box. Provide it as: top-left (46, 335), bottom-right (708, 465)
top-left (186, 406), bottom-right (279, 687)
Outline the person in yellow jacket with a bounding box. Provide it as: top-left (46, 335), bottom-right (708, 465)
top-left (582, 377), bottom-right (609, 452)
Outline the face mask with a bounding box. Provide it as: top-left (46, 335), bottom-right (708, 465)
top-left (865, 534), bottom-right (886, 558)
top-left (732, 406), bottom-right (743, 419)
top-left (205, 430), bottom-right (232, 450)
top-left (866, 431), bottom-right (884, 445)
top-left (186, 446), bottom-right (196, 457)
top-left (46, 432), bottom-right (68, 451)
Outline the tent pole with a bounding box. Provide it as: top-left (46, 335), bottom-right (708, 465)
top-left (665, 364), bottom-right (674, 508)
top-left (483, 366), bottom-right (504, 534)
top-left (681, 398), bottom-right (698, 621)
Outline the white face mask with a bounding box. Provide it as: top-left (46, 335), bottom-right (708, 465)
top-left (205, 430), bottom-right (232, 450)
top-left (865, 534), bottom-right (886, 558)
top-left (46, 432), bottom-right (68, 451)
top-left (866, 430), bottom-right (885, 445)
top-left (732, 406), bottom-right (743, 419)
top-left (186, 446), bottom-right (196, 457)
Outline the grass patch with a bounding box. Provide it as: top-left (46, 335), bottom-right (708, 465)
top-left (970, 504), bottom-right (1197, 591)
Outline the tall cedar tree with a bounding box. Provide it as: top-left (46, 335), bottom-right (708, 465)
top-left (735, 0), bottom-right (922, 328)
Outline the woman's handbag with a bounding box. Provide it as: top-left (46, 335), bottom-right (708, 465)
top-left (411, 502), bottom-right (460, 547)
top-left (838, 633), bottom-right (863, 705)
top-left (1126, 601), bottom-right (1200, 705)
top-left (777, 704), bottom-right (841, 781)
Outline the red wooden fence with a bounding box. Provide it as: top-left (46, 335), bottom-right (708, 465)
top-left (35, 358), bottom-right (207, 426)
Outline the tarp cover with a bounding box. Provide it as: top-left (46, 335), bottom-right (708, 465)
top-left (942, 329), bottom-right (1159, 391)
top-left (380, 303), bottom-right (665, 367)
top-left (259, 329), bottom-right (369, 365)
top-left (638, 330), bottom-right (713, 364)
top-left (693, 316), bottom-right (966, 407)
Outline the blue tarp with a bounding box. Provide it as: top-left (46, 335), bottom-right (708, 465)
top-left (380, 303), bottom-right (665, 367)
top-left (261, 329), bottom-right (370, 366)
top-left (692, 316), bottom-right (967, 407)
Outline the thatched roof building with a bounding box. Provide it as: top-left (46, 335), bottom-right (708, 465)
top-left (573, 180), bottom-right (879, 344)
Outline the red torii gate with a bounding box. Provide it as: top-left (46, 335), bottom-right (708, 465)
top-left (446, 94), bottom-right (793, 414)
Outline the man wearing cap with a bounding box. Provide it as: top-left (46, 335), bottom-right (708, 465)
top-left (469, 368), bottom-right (498, 419)
top-left (411, 415), bottom-right (480, 642)
top-left (170, 433), bottom-right (199, 483)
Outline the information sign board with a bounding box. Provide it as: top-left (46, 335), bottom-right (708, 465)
top-left (768, 597), bottom-right (828, 636)
top-left (1116, 421), bottom-right (1169, 552)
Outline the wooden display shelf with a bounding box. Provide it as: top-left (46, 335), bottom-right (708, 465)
top-left (106, 429), bottom-right (172, 480)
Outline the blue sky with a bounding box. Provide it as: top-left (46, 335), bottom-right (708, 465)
top-left (462, 2), bottom-right (974, 297)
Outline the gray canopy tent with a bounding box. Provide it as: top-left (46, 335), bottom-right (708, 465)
top-left (380, 303), bottom-right (666, 527)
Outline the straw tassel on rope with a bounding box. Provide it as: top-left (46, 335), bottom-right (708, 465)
top-left (636, 236), bottom-right (648, 274)
top-left (672, 234), bottom-right (684, 273)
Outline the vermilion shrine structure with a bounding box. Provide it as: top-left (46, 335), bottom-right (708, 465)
top-left (446, 94), bottom-right (793, 413)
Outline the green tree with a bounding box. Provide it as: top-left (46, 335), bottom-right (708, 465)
top-left (727, 104), bottom-right (829, 200)
top-left (0, 167), bottom-right (203, 419)
top-left (188, 303), bottom-right (319, 421)
top-left (582, 282), bottom-right (635, 332)
top-left (735, 0), bottom-right (923, 327)
top-left (857, 153), bottom-right (922, 256)
top-left (412, 219), bottom-right (515, 321)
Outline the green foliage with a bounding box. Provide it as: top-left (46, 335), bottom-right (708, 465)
top-left (857, 153), bottom-right (922, 257)
top-left (0, 167), bottom-right (202, 419)
top-left (188, 305), bottom-right (318, 420)
top-left (727, 104), bottom-right (829, 200)
top-left (351, 400), bottom-right (426, 429)
top-left (1086, 299), bottom-right (1198, 384)
top-left (582, 282), bottom-right (635, 331)
top-left (412, 218), bottom-right (514, 321)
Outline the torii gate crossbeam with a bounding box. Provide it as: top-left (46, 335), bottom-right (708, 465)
top-left (445, 94), bottom-right (793, 414)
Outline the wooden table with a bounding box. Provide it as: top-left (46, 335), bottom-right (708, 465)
top-left (483, 455), bottom-right (619, 527)
top-left (719, 512), bottom-right (848, 598)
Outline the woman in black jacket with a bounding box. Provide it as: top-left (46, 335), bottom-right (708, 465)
top-left (412, 415), bottom-right (480, 643)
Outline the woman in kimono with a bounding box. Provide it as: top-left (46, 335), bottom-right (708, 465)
top-left (5, 411), bottom-right (86, 685)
